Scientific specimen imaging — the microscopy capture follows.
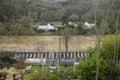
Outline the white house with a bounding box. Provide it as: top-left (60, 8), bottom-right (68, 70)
top-left (37, 24), bottom-right (58, 31)
top-left (83, 21), bottom-right (95, 29)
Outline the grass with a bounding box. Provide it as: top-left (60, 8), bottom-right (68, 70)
top-left (40, 31), bottom-right (54, 35)
top-left (31, 65), bottom-right (74, 71)
top-left (55, 24), bottom-right (65, 28)
top-left (49, 21), bottom-right (64, 28)
top-left (31, 65), bottom-right (49, 71)
top-left (24, 65), bottom-right (75, 80)
top-left (59, 66), bottom-right (73, 71)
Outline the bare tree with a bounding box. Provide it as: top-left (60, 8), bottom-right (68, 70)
top-left (61, 28), bottom-right (72, 52)
top-left (14, 56), bottom-right (26, 79)
top-left (91, 0), bottom-right (117, 80)
top-left (36, 40), bottom-right (45, 80)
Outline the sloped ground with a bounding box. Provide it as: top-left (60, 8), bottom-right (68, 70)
top-left (0, 36), bottom-right (96, 52)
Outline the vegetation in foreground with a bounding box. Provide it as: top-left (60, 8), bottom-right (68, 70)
top-left (22, 35), bottom-right (120, 80)
top-left (0, 0), bottom-right (120, 80)
top-left (24, 65), bottom-right (75, 80)
top-left (76, 35), bottom-right (120, 80)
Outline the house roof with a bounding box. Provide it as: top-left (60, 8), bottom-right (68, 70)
top-left (83, 21), bottom-right (95, 29)
top-left (37, 24), bottom-right (57, 30)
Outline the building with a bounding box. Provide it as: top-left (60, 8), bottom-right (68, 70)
top-left (37, 24), bottom-right (58, 31)
top-left (14, 51), bottom-right (86, 65)
top-left (83, 21), bottom-right (95, 29)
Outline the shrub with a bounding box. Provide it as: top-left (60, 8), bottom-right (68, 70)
top-left (76, 35), bottom-right (120, 80)
top-left (76, 54), bottom-right (109, 80)
top-left (47, 74), bottom-right (58, 80)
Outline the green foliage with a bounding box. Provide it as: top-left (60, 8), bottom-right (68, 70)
top-left (19, 16), bottom-right (33, 28)
top-left (40, 31), bottom-right (54, 35)
top-left (24, 70), bottom-right (49, 80)
top-left (101, 35), bottom-right (120, 63)
top-left (24, 72), bottom-right (38, 80)
top-left (59, 67), bottom-right (72, 75)
top-left (59, 69), bottom-right (76, 79)
top-left (47, 74), bottom-right (58, 80)
top-left (77, 35), bottom-right (120, 80)
top-left (0, 52), bottom-right (16, 64)
top-left (100, 35), bottom-right (120, 79)
top-left (76, 54), bottom-right (109, 80)
top-left (0, 0), bottom-right (119, 35)
top-left (29, 66), bottom-right (76, 80)
top-left (31, 66), bottom-right (49, 71)
top-left (0, 59), bottom-right (2, 64)
top-left (69, 14), bottom-right (79, 21)
top-left (61, 27), bottom-right (73, 37)
top-left (0, 57), bottom-right (16, 64)
top-left (74, 24), bottom-right (86, 35)
top-left (62, 13), bottom-right (69, 26)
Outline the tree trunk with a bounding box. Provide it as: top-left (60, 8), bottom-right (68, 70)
top-left (65, 37), bottom-right (69, 52)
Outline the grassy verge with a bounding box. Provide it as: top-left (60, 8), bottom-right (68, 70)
top-left (31, 65), bottom-right (74, 71)
top-left (59, 66), bottom-right (73, 71)
top-left (31, 65), bottom-right (49, 71)
top-left (40, 32), bottom-right (54, 35)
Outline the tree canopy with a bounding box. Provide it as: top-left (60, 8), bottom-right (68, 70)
top-left (76, 34), bottom-right (120, 80)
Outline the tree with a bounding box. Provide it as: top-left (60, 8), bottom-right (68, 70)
top-left (36, 41), bottom-right (46, 80)
top-left (61, 13), bottom-right (69, 26)
top-left (19, 16), bottom-right (33, 28)
top-left (100, 35), bottom-right (120, 80)
top-left (76, 35), bottom-right (120, 80)
top-left (69, 14), bottom-right (79, 21)
top-left (61, 28), bottom-right (73, 52)
top-left (14, 57), bottom-right (26, 79)
top-left (76, 54), bottom-right (109, 80)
